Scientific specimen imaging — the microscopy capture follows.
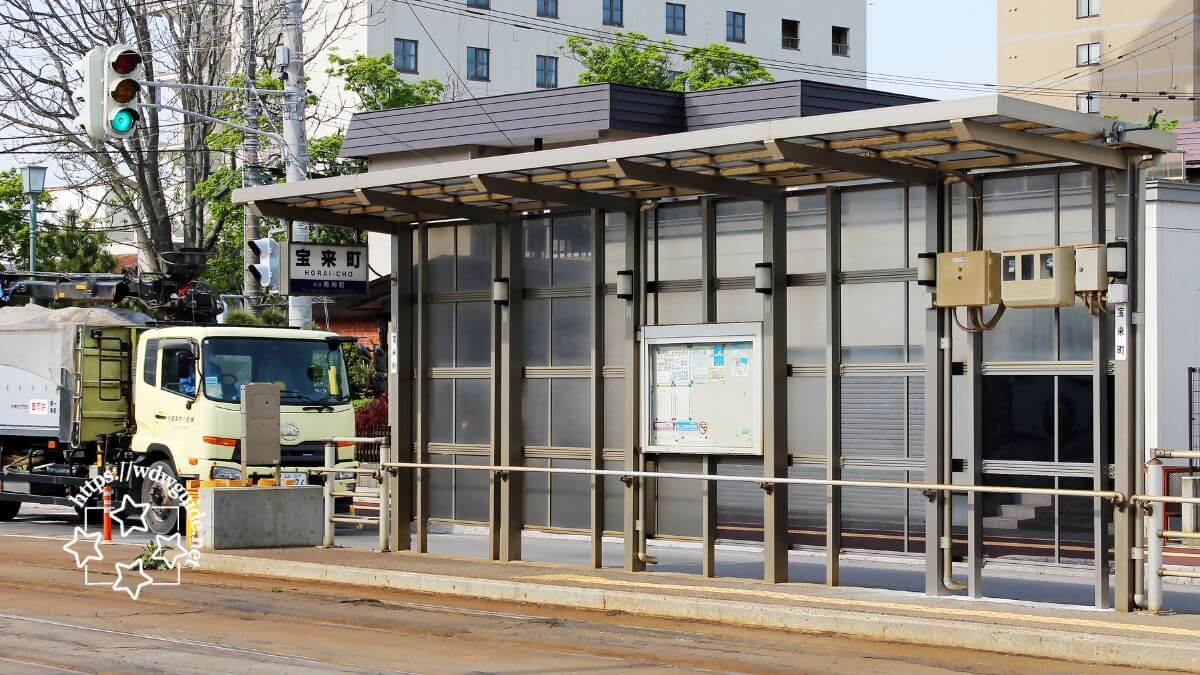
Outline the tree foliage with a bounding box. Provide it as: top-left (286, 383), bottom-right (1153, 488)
top-left (561, 32), bottom-right (677, 90)
top-left (0, 169), bottom-right (110, 274)
top-left (326, 52), bottom-right (444, 112)
top-left (674, 44), bottom-right (774, 91)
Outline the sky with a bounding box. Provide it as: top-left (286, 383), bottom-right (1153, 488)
top-left (866, 0), bottom-right (998, 101)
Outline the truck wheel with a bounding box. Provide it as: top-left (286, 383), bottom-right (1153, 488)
top-left (139, 460), bottom-right (181, 535)
top-left (0, 500), bottom-right (19, 521)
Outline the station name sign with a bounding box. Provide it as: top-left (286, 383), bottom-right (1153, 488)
top-left (287, 242), bottom-right (369, 296)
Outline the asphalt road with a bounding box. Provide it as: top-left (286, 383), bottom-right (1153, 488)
top-left (0, 531), bottom-right (1175, 675)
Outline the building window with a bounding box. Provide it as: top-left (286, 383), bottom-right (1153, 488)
top-left (1076, 92), bottom-right (1100, 114)
top-left (467, 46), bottom-right (490, 81)
top-left (394, 38), bottom-right (418, 74)
top-left (782, 19), bottom-right (800, 50)
top-left (537, 0), bottom-right (557, 18)
top-left (726, 11), bottom-right (745, 43)
top-left (1076, 42), bottom-right (1100, 66)
top-left (665, 3), bottom-right (686, 35)
top-left (536, 54), bottom-right (558, 88)
top-left (832, 26), bottom-right (850, 57)
top-left (466, 0), bottom-right (489, 8)
top-left (1077, 0), bottom-right (1099, 18)
top-left (603, 0), bottom-right (623, 27)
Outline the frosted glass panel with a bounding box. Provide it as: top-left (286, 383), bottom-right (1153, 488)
top-left (551, 297), bottom-right (590, 366)
top-left (523, 378), bottom-right (549, 446)
top-left (552, 213), bottom-right (592, 286)
top-left (524, 217), bottom-right (552, 287)
top-left (456, 223), bottom-right (493, 291)
top-left (715, 200), bottom-right (762, 278)
top-left (787, 376), bottom-right (825, 455)
top-left (841, 282), bottom-right (904, 362)
top-left (427, 226), bottom-right (455, 292)
top-left (1059, 171), bottom-right (1093, 246)
top-left (716, 289), bottom-right (761, 322)
top-left (787, 285), bottom-right (825, 363)
top-left (654, 291), bottom-right (701, 325)
top-left (842, 188), bottom-right (905, 271)
top-left (524, 298), bottom-right (550, 367)
top-left (654, 203), bottom-right (702, 280)
top-left (455, 302), bottom-right (490, 367)
top-left (604, 212), bottom-right (626, 284)
top-left (429, 303), bottom-right (453, 368)
top-left (786, 193), bottom-right (825, 274)
top-left (454, 379), bottom-right (490, 444)
top-left (550, 379), bottom-right (590, 448)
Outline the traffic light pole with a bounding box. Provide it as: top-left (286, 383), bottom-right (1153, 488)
top-left (281, 0), bottom-right (311, 329)
top-left (242, 0), bottom-right (262, 309)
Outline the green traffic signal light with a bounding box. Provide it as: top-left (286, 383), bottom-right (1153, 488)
top-left (109, 108), bottom-right (137, 134)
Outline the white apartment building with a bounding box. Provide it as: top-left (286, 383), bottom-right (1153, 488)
top-left (322, 0), bottom-right (866, 101)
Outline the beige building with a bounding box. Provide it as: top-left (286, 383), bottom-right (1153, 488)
top-left (997, 0), bottom-right (1199, 123)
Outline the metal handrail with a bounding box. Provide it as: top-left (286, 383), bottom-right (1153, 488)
top-left (378, 461), bottom-right (1128, 504)
top-left (321, 437), bottom-right (392, 552)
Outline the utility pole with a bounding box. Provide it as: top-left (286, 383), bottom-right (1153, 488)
top-left (281, 0), bottom-right (311, 328)
top-left (241, 0), bottom-right (261, 309)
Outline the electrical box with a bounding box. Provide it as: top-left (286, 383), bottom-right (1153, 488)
top-left (934, 250), bottom-right (1000, 308)
top-left (1001, 246), bottom-right (1076, 308)
top-left (1074, 244), bottom-right (1108, 293)
top-left (240, 382), bottom-right (281, 467)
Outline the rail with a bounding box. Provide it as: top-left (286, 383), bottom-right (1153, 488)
top-left (310, 436), bottom-right (391, 552)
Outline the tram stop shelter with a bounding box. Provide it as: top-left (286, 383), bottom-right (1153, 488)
top-left (234, 91), bottom-right (1177, 613)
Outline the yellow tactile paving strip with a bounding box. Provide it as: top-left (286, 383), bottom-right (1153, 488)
top-left (518, 573), bottom-right (1200, 640)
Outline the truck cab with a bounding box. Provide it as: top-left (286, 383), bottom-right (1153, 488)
top-left (131, 326), bottom-right (357, 529)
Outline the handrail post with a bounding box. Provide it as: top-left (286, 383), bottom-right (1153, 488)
top-left (323, 439), bottom-right (335, 547)
top-left (378, 438), bottom-right (391, 553)
top-left (1147, 458), bottom-right (1164, 613)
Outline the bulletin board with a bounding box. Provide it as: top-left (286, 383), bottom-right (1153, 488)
top-left (640, 323), bottom-right (762, 456)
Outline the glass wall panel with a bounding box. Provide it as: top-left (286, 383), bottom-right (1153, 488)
top-left (655, 291), bottom-right (702, 325)
top-left (524, 457), bottom-right (550, 526)
top-left (430, 379), bottom-right (453, 443)
top-left (786, 286), bottom-right (825, 364)
top-left (786, 192), bottom-right (825, 274)
top-left (604, 295), bottom-right (625, 368)
top-left (716, 457), bottom-right (763, 542)
top-left (551, 297), bottom-right (590, 365)
top-left (786, 464), bottom-right (825, 547)
top-left (787, 376), bottom-right (824, 456)
top-left (907, 377), bottom-right (925, 458)
top-left (907, 186), bottom-right (925, 268)
top-left (456, 223), bottom-right (493, 291)
top-left (454, 379), bottom-right (490, 444)
top-left (523, 379), bottom-right (549, 446)
top-left (1058, 375), bottom-right (1092, 463)
top-left (550, 458), bottom-right (590, 529)
top-left (1060, 305), bottom-right (1094, 361)
top-left (453, 454), bottom-right (489, 522)
top-left (429, 454), bottom-right (453, 518)
top-left (429, 303), bottom-right (454, 367)
top-left (1059, 476), bottom-right (1096, 561)
top-left (524, 298), bottom-right (550, 366)
top-left (716, 289), bottom-right (761, 322)
top-left (715, 199), bottom-right (762, 278)
top-left (456, 302), bottom-right (491, 367)
top-left (602, 459), bottom-right (625, 533)
top-left (524, 217), bottom-right (552, 287)
top-left (655, 456), bottom-right (702, 537)
top-left (550, 378), bottom-right (589, 448)
top-left (1060, 171), bottom-right (1096, 361)
top-left (982, 375), bottom-right (1053, 461)
top-left (841, 188), bottom-right (905, 271)
top-left (907, 282), bottom-right (925, 362)
top-left (654, 203), bottom-right (702, 280)
top-left (605, 212), bottom-right (625, 284)
top-left (842, 468), bottom-right (906, 552)
top-left (981, 474), bottom-right (1054, 560)
top-left (603, 380), bottom-right (625, 449)
top-left (841, 282), bottom-right (904, 362)
top-left (841, 377), bottom-right (905, 458)
top-left (428, 226), bottom-right (455, 292)
top-left (552, 213), bottom-right (592, 285)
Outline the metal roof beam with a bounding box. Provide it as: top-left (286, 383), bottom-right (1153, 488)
top-left (355, 188), bottom-right (512, 223)
top-left (248, 200), bottom-right (396, 234)
top-left (609, 158), bottom-right (775, 201)
top-left (766, 139), bottom-right (939, 184)
top-left (950, 118), bottom-right (1127, 170)
top-left (472, 174), bottom-right (638, 213)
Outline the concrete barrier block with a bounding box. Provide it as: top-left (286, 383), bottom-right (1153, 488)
top-left (199, 486), bottom-right (324, 549)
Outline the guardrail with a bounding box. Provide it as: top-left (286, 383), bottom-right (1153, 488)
top-left (308, 452), bottom-right (1200, 613)
top-left (312, 437), bottom-right (391, 551)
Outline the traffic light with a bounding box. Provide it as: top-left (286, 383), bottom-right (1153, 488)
top-left (247, 238), bottom-right (281, 292)
top-left (71, 45), bottom-right (142, 140)
top-left (71, 48), bottom-right (105, 140)
top-left (103, 45), bottom-right (142, 139)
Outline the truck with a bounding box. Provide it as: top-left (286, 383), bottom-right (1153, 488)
top-left (0, 300), bottom-right (359, 535)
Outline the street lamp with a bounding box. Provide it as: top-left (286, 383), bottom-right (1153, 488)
top-left (20, 165), bottom-right (47, 273)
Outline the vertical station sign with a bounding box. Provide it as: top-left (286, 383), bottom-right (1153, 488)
top-left (286, 242), bottom-right (369, 295)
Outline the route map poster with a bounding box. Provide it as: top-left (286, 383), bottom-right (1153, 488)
top-left (648, 340), bottom-right (756, 453)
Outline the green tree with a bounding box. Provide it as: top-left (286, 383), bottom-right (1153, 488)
top-left (0, 169), bottom-right (33, 270)
top-left (326, 52), bottom-right (444, 112)
top-left (674, 44), bottom-right (774, 91)
top-left (37, 209), bottom-right (115, 274)
top-left (195, 167), bottom-right (246, 296)
top-left (560, 32), bottom-right (676, 90)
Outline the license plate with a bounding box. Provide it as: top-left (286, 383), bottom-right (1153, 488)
top-left (281, 472), bottom-right (308, 486)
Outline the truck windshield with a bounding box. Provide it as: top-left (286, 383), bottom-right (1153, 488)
top-left (200, 337), bottom-right (351, 406)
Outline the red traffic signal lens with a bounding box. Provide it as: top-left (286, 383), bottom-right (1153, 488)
top-left (111, 50), bottom-right (141, 75)
top-left (110, 78), bottom-right (139, 103)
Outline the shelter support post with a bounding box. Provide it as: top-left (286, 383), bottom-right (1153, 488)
top-left (763, 190), bottom-right (789, 584)
top-left (590, 209), bottom-right (606, 569)
top-left (414, 223), bottom-right (430, 553)
top-left (965, 186), bottom-right (984, 597)
top-left (1091, 165), bottom-right (1112, 609)
top-left (490, 220), bottom-right (503, 561)
top-left (624, 207), bottom-right (646, 572)
top-left (500, 213), bottom-right (525, 562)
top-left (925, 179), bottom-right (949, 597)
top-left (389, 231), bottom-right (414, 551)
top-left (825, 187), bottom-right (842, 587)
top-left (700, 197), bottom-right (718, 578)
top-left (1113, 161), bottom-right (1139, 612)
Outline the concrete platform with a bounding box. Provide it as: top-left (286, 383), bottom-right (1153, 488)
top-left (200, 540), bottom-right (1200, 672)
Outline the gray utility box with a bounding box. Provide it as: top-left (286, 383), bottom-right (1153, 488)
top-left (199, 486), bottom-right (323, 549)
top-left (240, 382), bottom-right (281, 467)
